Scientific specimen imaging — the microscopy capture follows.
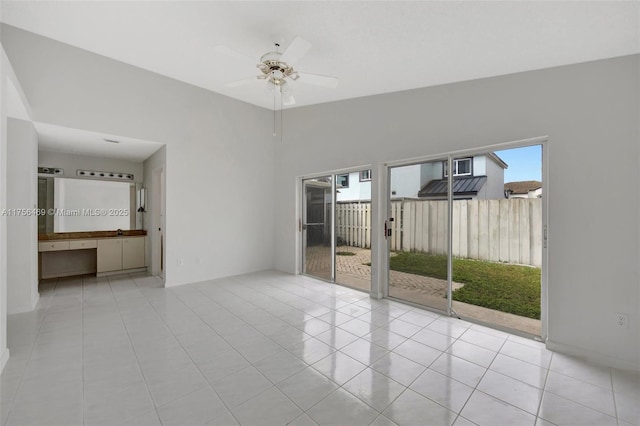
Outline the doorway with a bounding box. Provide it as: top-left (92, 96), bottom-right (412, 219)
top-left (151, 166), bottom-right (165, 279)
top-left (302, 176), bottom-right (334, 281)
top-left (301, 169), bottom-right (373, 292)
top-left (386, 142), bottom-right (546, 337)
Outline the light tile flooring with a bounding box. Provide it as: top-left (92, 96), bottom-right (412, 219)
top-left (1, 271), bottom-right (638, 426)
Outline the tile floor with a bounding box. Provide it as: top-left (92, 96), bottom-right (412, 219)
top-left (1, 271), bottom-right (638, 426)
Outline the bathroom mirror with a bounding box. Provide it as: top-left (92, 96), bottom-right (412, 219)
top-left (38, 177), bottom-right (143, 233)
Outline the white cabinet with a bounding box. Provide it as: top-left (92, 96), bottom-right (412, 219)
top-left (69, 239), bottom-right (97, 250)
top-left (38, 241), bottom-right (70, 252)
top-left (97, 237), bottom-right (145, 274)
top-left (97, 239), bottom-right (122, 273)
top-left (39, 234), bottom-right (146, 278)
top-left (122, 237), bottom-right (145, 270)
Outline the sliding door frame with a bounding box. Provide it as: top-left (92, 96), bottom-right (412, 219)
top-left (382, 136), bottom-right (549, 341)
top-left (298, 165), bottom-right (374, 289)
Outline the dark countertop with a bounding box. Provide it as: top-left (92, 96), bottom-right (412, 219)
top-left (38, 230), bottom-right (147, 241)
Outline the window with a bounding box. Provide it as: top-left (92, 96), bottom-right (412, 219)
top-left (443, 158), bottom-right (472, 177)
top-left (337, 174), bottom-right (349, 188)
top-left (359, 169), bottom-right (372, 181)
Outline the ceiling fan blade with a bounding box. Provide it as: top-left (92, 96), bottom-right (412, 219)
top-left (225, 77), bottom-right (259, 88)
top-left (280, 37), bottom-right (312, 65)
top-left (213, 45), bottom-right (256, 66)
top-left (298, 72), bottom-right (339, 89)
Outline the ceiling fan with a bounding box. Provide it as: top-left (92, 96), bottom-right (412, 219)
top-left (216, 37), bottom-right (339, 107)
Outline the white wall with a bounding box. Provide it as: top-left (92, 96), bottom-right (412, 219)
top-left (0, 47), bottom-right (9, 372)
top-left (1, 34), bottom-right (36, 371)
top-left (390, 164), bottom-right (420, 198)
top-left (1, 24), bottom-right (275, 287)
top-left (473, 155), bottom-right (487, 176)
top-left (273, 55), bottom-right (640, 370)
top-left (38, 150), bottom-right (144, 183)
top-left (6, 118), bottom-right (38, 314)
top-left (1, 37), bottom-right (34, 371)
top-left (143, 145), bottom-right (166, 277)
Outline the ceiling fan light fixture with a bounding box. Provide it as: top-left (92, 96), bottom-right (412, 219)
top-left (260, 50), bottom-right (282, 64)
top-left (220, 36), bottom-right (338, 109)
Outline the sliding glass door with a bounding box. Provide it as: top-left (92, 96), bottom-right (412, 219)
top-left (387, 159), bottom-right (450, 313)
top-left (450, 147), bottom-right (543, 336)
top-left (386, 145), bottom-right (544, 336)
top-left (301, 170), bottom-right (373, 292)
top-left (302, 176), bottom-right (334, 281)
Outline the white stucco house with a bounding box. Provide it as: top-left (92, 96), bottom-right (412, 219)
top-left (336, 154), bottom-right (508, 201)
top-left (336, 170), bottom-right (371, 202)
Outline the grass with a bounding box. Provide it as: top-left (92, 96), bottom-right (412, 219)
top-left (389, 251), bottom-right (541, 319)
top-left (336, 251), bottom-right (356, 256)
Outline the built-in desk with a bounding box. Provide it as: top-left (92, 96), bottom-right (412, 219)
top-left (38, 231), bottom-right (147, 279)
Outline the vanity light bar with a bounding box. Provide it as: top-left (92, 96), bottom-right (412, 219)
top-left (76, 169), bottom-right (134, 181)
top-left (38, 167), bottom-right (64, 175)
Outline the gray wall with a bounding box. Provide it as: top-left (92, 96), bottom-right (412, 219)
top-left (1, 24), bottom-right (275, 287)
top-left (273, 55), bottom-right (640, 369)
top-left (484, 156), bottom-right (506, 200)
top-left (7, 118), bottom-right (38, 314)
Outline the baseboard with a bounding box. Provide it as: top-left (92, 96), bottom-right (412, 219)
top-left (31, 292), bottom-right (40, 310)
top-left (1, 348), bottom-right (9, 373)
top-left (546, 339), bottom-right (640, 372)
top-left (96, 267), bottom-right (147, 277)
top-left (8, 301), bottom-right (37, 315)
top-left (41, 268), bottom-right (96, 280)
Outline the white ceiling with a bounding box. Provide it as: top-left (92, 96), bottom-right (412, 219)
top-left (36, 122), bottom-right (164, 162)
top-left (2, 1), bottom-right (639, 111)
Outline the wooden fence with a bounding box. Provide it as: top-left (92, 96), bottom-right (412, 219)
top-left (336, 202), bottom-right (372, 249)
top-left (336, 198), bottom-right (542, 267)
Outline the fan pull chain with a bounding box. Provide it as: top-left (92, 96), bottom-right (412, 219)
top-left (273, 84), bottom-right (277, 137)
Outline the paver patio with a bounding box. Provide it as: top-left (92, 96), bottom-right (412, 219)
top-left (305, 245), bottom-right (541, 336)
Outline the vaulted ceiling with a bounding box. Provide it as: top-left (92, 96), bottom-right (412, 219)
top-left (2, 1), bottom-right (638, 110)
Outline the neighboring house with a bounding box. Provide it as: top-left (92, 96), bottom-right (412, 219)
top-left (504, 180), bottom-right (542, 199)
top-left (416, 154), bottom-right (508, 200)
top-left (336, 170), bottom-right (371, 202)
top-left (338, 154), bottom-right (508, 201)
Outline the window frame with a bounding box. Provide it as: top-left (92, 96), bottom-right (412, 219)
top-left (336, 173), bottom-right (350, 188)
top-left (443, 158), bottom-right (473, 178)
top-left (359, 169), bottom-right (372, 182)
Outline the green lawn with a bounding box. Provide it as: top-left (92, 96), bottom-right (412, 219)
top-left (389, 251), bottom-right (541, 319)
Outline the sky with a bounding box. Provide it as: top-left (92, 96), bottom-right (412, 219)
top-left (494, 145), bottom-right (542, 183)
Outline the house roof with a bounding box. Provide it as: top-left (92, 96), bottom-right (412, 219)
top-left (419, 176), bottom-right (487, 197)
top-left (504, 180), bottom-right (542, 194)
top-left (488, 152), bottom-right (509, 169)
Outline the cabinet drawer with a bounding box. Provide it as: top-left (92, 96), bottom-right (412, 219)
top-left (38, 241), bottom-right (70, 252)
top-left (69, 239), bottom-right (97, 250)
